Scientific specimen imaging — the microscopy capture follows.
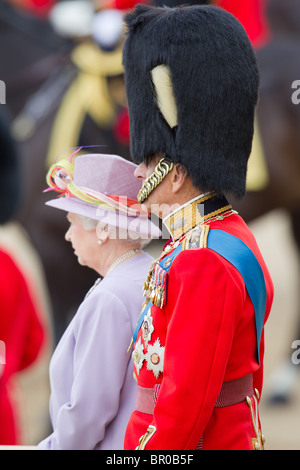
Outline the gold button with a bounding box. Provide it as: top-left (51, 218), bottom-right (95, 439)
top-left (151, 353), bottom-right (160, 365)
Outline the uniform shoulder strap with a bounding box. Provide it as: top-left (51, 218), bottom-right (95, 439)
top-left (182, 224), bottom-right (210, 250)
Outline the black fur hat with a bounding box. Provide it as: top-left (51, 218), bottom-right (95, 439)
top-left (122, 4), bottom-right (259, 198)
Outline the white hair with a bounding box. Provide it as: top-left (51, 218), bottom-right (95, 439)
top-left (79, 215), bottom-right (98, 231)
top-left (79, 215), bottom-right (150, 247)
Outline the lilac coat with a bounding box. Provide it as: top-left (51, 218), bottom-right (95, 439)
top-left (37, 252), bottom-right (153, 450)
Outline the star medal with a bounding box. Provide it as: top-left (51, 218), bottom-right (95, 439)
top-left (132, 337), bottom-right (145, 375)
top-left (145, 338), bottom-right (165, 378)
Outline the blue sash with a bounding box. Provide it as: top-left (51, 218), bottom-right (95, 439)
top-left (207, 230), bottom-right (267, 364)
top-left (133, 230), bottom-right (267, 364)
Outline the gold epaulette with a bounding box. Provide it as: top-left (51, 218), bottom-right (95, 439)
top-left (182, 224), bottom-right (210, 250)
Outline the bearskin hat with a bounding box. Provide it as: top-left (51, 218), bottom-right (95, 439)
top-left (122, 4), bottom-right (259, 198)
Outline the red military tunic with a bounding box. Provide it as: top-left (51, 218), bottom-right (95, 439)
top-left (124, 193), bottom-right (274, 450)
top-left (0, 248), bottom-right (45, 444)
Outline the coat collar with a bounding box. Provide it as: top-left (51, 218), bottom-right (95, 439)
top-left (163, 192), bottom-right (232, 241)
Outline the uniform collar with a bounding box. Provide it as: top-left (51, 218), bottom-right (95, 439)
top-left (163, 192), bottom-right (232, 241)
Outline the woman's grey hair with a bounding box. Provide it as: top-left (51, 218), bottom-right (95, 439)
top-left (79, 215), bottom-right (98, 231)
top-left (79, 215), bottom-right (150, 247)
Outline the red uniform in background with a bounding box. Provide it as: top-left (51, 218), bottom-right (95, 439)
top-left (5, 0), bottom-right (56, 17)
top-left (0, 249), bottom-right (45, 445)
top-left (213, 0), bottom-right (270, 47)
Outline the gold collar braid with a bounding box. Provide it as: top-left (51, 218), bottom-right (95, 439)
top-left (163, 192), bottom-right (233, 241)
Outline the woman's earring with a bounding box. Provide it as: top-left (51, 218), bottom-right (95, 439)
top-left (97, 239), bottom-right (103, 246)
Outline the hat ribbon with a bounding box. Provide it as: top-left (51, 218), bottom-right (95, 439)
top-left (45, 158), bottom-right (147, 216)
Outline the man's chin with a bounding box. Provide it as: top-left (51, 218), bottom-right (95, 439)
top-left (146, 201), bottom-right (181, 220)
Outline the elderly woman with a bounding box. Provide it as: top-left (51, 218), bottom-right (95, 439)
top-left (37, 152), bottom-right (160, 450)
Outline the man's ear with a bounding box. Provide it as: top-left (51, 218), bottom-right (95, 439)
top-left (171, 164), bottom-right (188, 194)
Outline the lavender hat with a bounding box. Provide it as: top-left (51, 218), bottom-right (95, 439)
top-left (45, 153), bottom-right (161, 239)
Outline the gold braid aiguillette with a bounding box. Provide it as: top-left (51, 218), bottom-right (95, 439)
top-left (137, 158), bottom-right (174, 203)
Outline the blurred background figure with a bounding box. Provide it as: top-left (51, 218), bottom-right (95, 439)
top-left (0, 106), bottom-right (46, 445)
top-left (0, 108), bottom-right (21, 225)
top-left (212, 0), bottom-right (270, 47)
top-left (0, 0), bottom-right (74, 346)
top-left (6, 0), bottom-right (57, 18)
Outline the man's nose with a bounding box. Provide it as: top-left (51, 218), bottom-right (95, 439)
top-left (134, 162), bottom-right (148, 179)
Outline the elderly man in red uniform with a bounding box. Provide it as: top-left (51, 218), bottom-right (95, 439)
top-left (122, 4), bottom-right (274, 450)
